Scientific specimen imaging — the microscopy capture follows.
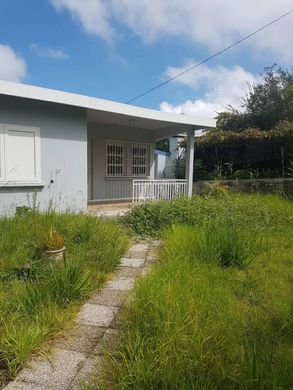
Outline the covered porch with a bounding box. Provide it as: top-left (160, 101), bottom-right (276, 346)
top-left (86, 103), bottom-right (215, 207)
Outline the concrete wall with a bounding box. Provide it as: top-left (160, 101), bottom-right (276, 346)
top-left (194, 178), bottom-right (293, 198)
top-left (0, 95), bottom-right (87, 215)
top-left (88, 122), bottom-right (155, 201)
top-left (154, 150), bottom-right (169, 178)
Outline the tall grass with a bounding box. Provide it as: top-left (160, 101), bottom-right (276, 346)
top-left (192, 219), bottom-right (260, 268)
top-left (98, 196), bottom-right (293, 389)
top-left (0, 212), bottom-right (128, 378)
top-left (121, 193), bottom-right (293, 237)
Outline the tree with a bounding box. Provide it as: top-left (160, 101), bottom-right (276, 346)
top-left (155, 138), bottom-right (169, 152)
top-left (217, 65), bottom-right (293, 131)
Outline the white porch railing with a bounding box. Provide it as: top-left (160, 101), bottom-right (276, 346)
top-left (133, 179), bottom-right (187, 203)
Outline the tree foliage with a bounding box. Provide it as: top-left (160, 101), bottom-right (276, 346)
top-left (216, 65), bottom-right (293, 131)
top-left (155, 138), bottom-right (169, 152)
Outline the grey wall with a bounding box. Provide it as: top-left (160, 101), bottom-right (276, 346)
top-left (0, 96), bottom-right (87, 215)
top-left (88, 122), bottom-right (155, 201)
top-left (193, 178), bottom-right (293, 198)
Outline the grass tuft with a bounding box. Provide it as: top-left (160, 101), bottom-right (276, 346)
top-left (194, 219), bottom-right (259, 268)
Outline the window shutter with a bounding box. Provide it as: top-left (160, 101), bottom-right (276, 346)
top-left (3, 125), bottom-right (41, 182)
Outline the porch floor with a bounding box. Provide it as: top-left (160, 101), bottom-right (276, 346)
top-left (88, 201), bottom-right (132, 218)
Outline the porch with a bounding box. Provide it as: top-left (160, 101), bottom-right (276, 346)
top-left (86, 103), bottom-right (215, 206)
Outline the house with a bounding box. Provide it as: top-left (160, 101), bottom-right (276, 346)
top-left (0, 80), bottom-right (215, 215)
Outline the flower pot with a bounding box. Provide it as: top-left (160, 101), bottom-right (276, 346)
top-left (44, 247), bottom-right (65, 262)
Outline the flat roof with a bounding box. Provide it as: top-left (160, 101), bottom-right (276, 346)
top-left (0, 80), bottom-right (216, 131)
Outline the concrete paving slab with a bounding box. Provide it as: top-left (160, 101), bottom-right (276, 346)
top-left (76, 304), bottom-right (117, 327)
top-left (106, 277), bottom-right (135, 291)
top-left (55, 325), bottom-right (105, 354)
top-left (120, 258), bottom-right (145, 268)
top-left (128, 243), bottom-right (148, 252)
top-left (116, 267), bottom-right (143, 278)
top-left (68, 356), bottom-right (100, 390)
top-left (17, 349), bottom-right (86, 389)
top-left (88, 288), bottom-right (129, 307)
top-left (125, 250), bottom-right (146, 259)
top-left (4, 382), bottom-right (48, 390)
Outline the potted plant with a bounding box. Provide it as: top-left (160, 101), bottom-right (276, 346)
top-left (38, 228), bottom-right (65, 262)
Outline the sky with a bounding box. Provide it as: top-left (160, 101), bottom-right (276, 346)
top-left (0, 0), bottom-right (292, 118)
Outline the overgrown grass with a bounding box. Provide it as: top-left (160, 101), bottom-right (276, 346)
top-left (193, 219), bottom-right (261, 268)
top-left (121, 193), bottom-right (293, 237)
top-left (98, 195), bottom-right (293, 389)
top-left (0, 212), bottom-right (128, 379)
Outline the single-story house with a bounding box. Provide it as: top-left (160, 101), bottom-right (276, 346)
top-left (0, 80), bottom-right (215, 215)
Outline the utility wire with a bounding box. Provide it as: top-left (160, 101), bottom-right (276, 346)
top-left (125, 9), bottom-right (293, 105)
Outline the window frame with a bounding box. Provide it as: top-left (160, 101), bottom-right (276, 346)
top-left (0, 123), bottom-right (42, 186)
top-left (129, 142), bottom-right (150, 177)
top-left (106, 139), bottom-right (151, 178)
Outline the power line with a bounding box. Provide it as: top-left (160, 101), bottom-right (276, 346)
top-left (125, 9), bottom-right (293, 105)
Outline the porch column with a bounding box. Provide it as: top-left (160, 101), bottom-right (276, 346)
top-left (185, 127), bottom-right (195, 197)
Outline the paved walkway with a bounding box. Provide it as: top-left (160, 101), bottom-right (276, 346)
top-left (5, 242), bottom-right (158, 390)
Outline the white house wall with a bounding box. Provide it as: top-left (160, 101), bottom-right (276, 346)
top-left (0, 96), bottom-right (87, 215)
top-left (154, 151), bottom-right (169, 178)
top-left (88, 122), bottom-right (155, 201)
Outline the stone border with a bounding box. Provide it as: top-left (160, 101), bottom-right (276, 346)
top-left (4, 242), bottom-right (158, 390)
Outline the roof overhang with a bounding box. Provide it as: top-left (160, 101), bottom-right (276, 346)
top-left (0, 80), bottom-right (216, 136)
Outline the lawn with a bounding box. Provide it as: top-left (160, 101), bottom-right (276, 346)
top-left (97, 194), bottom-right (293, 389)
top-left (0, 210), bottom-right (128, 384)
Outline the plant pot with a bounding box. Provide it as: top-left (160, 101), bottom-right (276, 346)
top-left (44, 247), bottom-right (65, 262)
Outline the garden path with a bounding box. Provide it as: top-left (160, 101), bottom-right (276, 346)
top-left (4, 241), bottom-right (158, 390)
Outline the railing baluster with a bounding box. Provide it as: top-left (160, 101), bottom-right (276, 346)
top-left (132, 179), bottom-right (188, 203)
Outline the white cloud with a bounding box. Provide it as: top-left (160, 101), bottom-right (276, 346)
top-left (51, 0), bottom-right (293, 62)
top-left (30, 44), bottom-right (68, 60)
top-left (51, 0), bottom-right (115, 41)
top-left (0, 44), bottom-right (26, 82)
top-left (160, 62), bottom-right (260, 118)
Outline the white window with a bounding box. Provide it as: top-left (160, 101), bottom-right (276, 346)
top-left (106, 139), bottom-right (151, 177)
top-left (0, 124), bottom-right (41, 185)
top-left (131, 144), bottom-right (149, 176)
top-left (106, 139), bottom-right (126, 177)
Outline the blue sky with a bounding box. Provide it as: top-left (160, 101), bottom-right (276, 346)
top-left (0, 0), bottom-right (292, 117)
